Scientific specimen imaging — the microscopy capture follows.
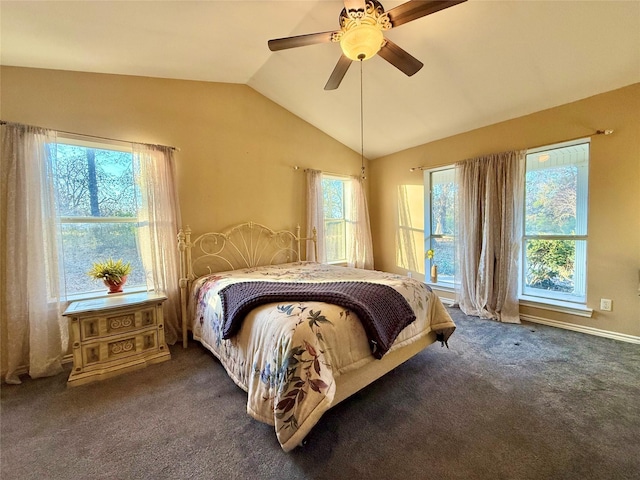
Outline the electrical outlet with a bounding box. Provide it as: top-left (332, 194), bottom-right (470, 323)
top-left (600, 298), bottom-right (612, 311)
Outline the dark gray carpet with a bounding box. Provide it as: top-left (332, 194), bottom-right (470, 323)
top-left (2, 307), bottom-right (639, 480)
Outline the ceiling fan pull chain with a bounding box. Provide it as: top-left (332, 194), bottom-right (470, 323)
top-left (360, 58), bottom-right (366, 180)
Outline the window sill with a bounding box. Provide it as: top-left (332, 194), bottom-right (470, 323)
top-left (327, 261), bottom-right (348, 267)
top-left (426, 283), bottom-right (455, 293)
top-left (519, 296), bottom-right (593, 318)
top-left (64, 286), bottom-right (148, 304)
top-left (419, 287), bottom-right (593, 318)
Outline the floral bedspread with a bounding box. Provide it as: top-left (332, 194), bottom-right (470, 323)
top-left (190, 262), bottom-right (456, 451)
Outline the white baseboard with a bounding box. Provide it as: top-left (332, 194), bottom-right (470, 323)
top-left (520, 314), bottom-right (640, 345)
top-left (438, 296), bottom-right (455, 307)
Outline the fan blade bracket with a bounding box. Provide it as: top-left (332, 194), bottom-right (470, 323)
top-left (268, 31), bottom-right (338, 51)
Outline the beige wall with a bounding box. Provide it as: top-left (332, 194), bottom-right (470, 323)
top-left (369, 83), bottom-right (640, 338)
top-left (2, 66), bottom-right (638, 339)
top-left (0, 66), bottom-right (364, 240)
top-left (0, 66), bottom-right (367, 370)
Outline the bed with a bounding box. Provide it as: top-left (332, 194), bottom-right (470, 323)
top-left (178, 222), bottom-right (456, 451)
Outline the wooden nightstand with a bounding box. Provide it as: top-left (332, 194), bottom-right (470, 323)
top-left (63, 292), bottom-right (171, 387)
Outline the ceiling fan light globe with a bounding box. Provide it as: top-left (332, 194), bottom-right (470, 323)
top-left (340, 24), bottom-right (384, 61)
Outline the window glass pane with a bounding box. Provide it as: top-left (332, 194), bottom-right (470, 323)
top-left (430, 236), bottom-right (455, 281)
top-left (54, 144), bottom-right (137, 218)
top-left (525, 142), bottom-right (588, 236)
top-left (431, 169), bottom-right (456, 235)
top-left (60, 223), bottom-right (146, 296)
top-left (322, 177), bottom-right (348, 263)
top-left (525, 165), bottom-right (578, 236)
top-left (322, 179), bottom-right (344, 220)
top-left (524, 239), bottom-right (585, 296)
top-left (324, 220), bottom-right (345, 263)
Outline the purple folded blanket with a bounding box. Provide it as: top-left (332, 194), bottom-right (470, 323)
top-left (219, 281), bottom-right (416, 359)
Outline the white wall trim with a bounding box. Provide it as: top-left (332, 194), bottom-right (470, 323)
top-left (521, 314), bottom-right (640, 345)
top-left (520, 298), bottom-right (593, 318)
top-left (439, 296), bottom-right (455, 307)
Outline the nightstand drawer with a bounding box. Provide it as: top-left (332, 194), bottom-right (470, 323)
top-left (80, 306), bottom-right (157, 341)
top-left (81, 329), bottom-right (161, 368)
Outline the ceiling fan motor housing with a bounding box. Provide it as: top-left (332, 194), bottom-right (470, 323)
top-left (336, 0), bottom-right (391, 61)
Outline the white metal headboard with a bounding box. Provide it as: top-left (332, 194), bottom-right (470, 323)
top-left (177, 221), bottom-right (318, 347)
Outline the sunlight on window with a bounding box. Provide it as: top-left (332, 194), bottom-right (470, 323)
top-left (396, 184), bottom-right (424, 274)
top-left (322, 177), bottom-right (348, 263)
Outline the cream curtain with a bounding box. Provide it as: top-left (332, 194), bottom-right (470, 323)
top-left (133, 144), bottom-right (182, 344)
top-left (347, 175), bottom-right (374, 269)
top-left (306, 169), bottom-right (326, 263)
top-left (455, 150), bottom-right (525, 323)
top-left (1, 124), bottom-right (67, 383)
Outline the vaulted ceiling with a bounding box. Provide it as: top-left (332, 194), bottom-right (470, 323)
top-left (2, 1), bottom-right (639, 159)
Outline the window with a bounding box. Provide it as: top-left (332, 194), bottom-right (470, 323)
top-left (322, 175), bottom-right (352, 264)
top-left (522, 140), bottom-right (589, 303)
top-left (52, 138), bottom-right (146, 297)
top-left (424, 167), bottom-right (456, 285)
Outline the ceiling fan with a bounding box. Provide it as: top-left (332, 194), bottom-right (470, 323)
top-left (268, 0), bottom-right (467, 90)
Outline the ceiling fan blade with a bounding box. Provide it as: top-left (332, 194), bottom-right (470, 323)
top-left (387, 0), bottom-right (467, 29)
top-left (377, 39), bottom-right (423, 76)
top-left (324, 55), bottom-right (353, 90)
top-left (268, 31), bottom-right (336, 51)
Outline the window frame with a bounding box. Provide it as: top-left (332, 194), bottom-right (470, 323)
top-left (53, 136), bottom-right (146, 300)
top-left (519, 138), bottom-right (590, 305)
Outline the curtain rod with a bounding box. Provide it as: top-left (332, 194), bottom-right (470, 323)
top-left (293, 166), bottom-right (354, 179)
top-left (409, 129), bottom-right (613, 172)
top-left (0, 120), bottom-right (180, 152)
top-left (526, 129), bottom-right (612, 152)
